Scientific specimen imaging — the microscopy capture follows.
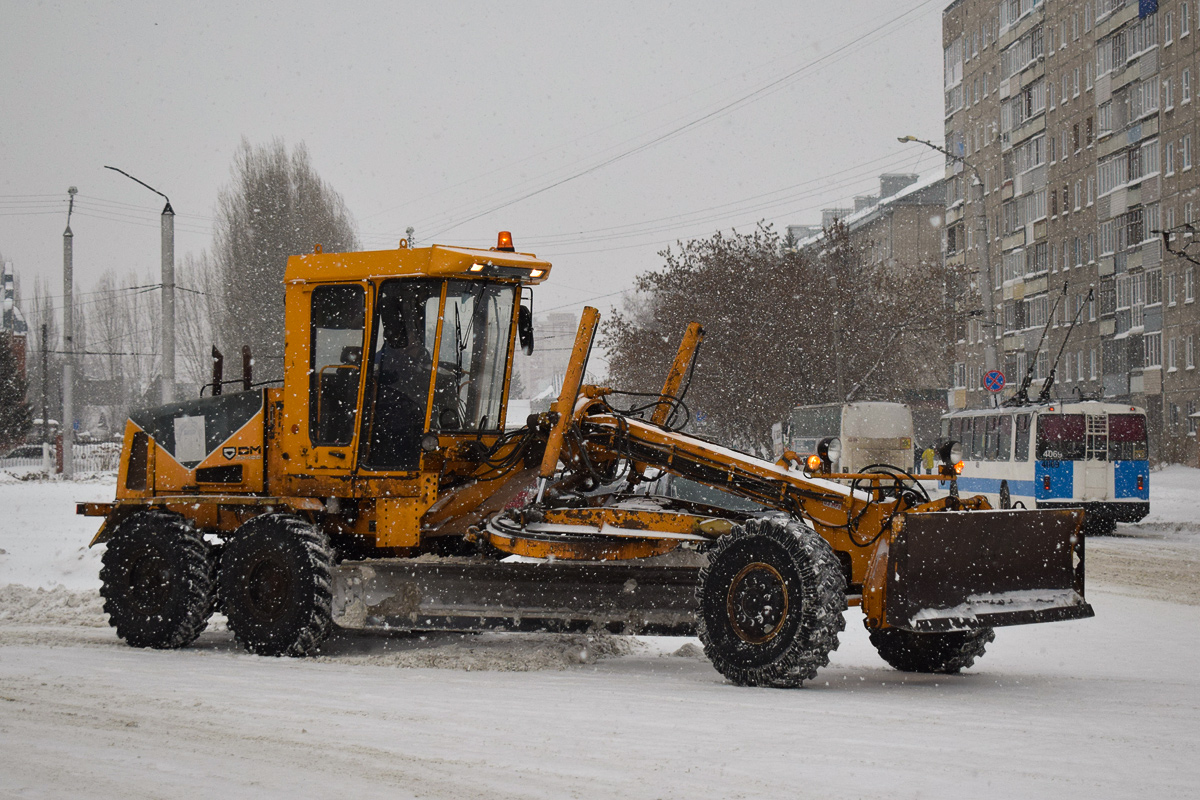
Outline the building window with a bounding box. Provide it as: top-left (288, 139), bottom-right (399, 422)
top-left (1166, 142), bottom-right (1176, 175)
top-left (1184, 136), bottom-right (1193, 170)
top-left (1087, 62), bottom-right (1094, 91)
top-left (1185, 69), bottom-right (1193, 104)
top-left (1184, 3), bottom-right (1192, 36)
top-left (1168, 273), bottom-right (1178, 306)
top-left (1165, 77), bottom-right (1175, 109)
top-left (1077, 349), bottom-right (1086, 382)
top-left (1145, 332), bottom-right (1162, 368)
top-left (1168, 337), bottom-right (1178, 371)
top-left (1188, 335), bottom-right (1196, 369)
top-left (1147, 268), bottom-right (1162, 305)
top-left (1187, 202), bottom-right (1196, 224)
top-left (1075, 181), bottom-right (1082, 211)
top-left (1186, 267), bottom-right (1196, 303)
top-left (1090, 348), bottom-right (1097, 380)
top-left (1087, 176), bottom-right (1095, 205)
top-left (1167, 11), bottom-right (1174, 44)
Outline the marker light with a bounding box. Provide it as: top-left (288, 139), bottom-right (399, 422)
top-left (1044, 475), bottom-right (1052, 491)
top-left (1137, 475), bottom-right (1144, 491)
top-left (530, 268), bottom-right (545, 278)
top-left (469, 263), bottom-right (486, 272)
top-left (806, 454), bottom-right (823, 473)
top-left (954, 460), bottom-right (965, 475)
top-left (496, 231), bottom-right (515, 251)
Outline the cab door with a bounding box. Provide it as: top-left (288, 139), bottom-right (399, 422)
top-left (294, 282), bottom-right (368, 475)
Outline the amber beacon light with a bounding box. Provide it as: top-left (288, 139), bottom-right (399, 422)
top-left (495, 231), bottom-right (515, 251)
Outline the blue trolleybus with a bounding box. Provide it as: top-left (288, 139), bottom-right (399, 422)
top-left (938, 400), bottom-right (1149, 534)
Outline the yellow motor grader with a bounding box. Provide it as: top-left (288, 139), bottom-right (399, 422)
top-left (79, 234), bottom-right (1092, 687)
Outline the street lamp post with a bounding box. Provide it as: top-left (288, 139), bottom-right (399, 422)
top-left (104, 166), bottom-right (175, 404)
top-left (62, 187), bottom-right (77, 478)
top-left (898, 135), bottom-right (998, 378)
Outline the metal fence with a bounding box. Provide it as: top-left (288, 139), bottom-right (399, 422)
top-left (0, 442), bottom-right (122, 475)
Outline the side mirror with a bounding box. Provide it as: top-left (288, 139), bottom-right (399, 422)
top-left (518, 305), bottom-right (535, 355)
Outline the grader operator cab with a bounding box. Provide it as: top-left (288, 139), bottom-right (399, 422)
top-left (80, 234), bottom-right (1093, 687)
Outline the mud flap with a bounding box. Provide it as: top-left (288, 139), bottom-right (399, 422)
top-left (883, 508), bottom-right (1094, 633)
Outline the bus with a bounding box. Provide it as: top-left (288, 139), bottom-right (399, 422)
top-left (783, 402), bottom-right (914, 473)
top-left (938, 400), bottom-right (1149, 533)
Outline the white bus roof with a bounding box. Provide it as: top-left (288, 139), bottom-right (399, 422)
top-left (943, 400), bottom-right (1145, 417)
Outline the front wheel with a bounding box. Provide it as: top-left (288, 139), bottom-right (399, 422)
top-left (220, 514), bottom-right (334, 657)
top-left (697, 517), bottom-right (847, 688)
top-left (100, 511), bottom-right (215, 649)
top-left (868, 626), bottom-right (994, 674)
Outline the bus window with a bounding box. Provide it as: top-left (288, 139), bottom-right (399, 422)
top-left (998, 414), bottom-right (1013, 460)
top-left (971, 417), bottom-right (985, 460)
top-left (1015, 413), bottom-right (1031, 461)
top-left (1036, 414), bottom-right (1087, 460)
top-left (1108, 414), bottom-right (1148, 461)
top-left (984, 415), bottom-right (1001, 460)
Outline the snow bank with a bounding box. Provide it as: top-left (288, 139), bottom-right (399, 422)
top-left (0, 584), bottom-right (108, 627)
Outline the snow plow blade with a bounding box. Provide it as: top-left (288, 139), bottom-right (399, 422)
top-left (884, 508), bottom-right (1093, 633)
top-left (333, 559), bottom-right (700, 635)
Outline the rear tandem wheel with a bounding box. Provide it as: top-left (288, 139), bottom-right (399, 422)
top-left (697, 516), bottom-right (847, 688)
top-left (219, 514), bottom-right (335, 657)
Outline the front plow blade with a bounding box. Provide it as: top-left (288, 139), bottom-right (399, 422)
top-left (885, 508), bottom-right (1093, 632)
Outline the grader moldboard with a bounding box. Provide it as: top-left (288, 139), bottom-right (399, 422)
top-left (80, 234), bottom-right (1093, 687)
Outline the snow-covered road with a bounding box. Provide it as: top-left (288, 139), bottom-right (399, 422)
top-left (1, 470), bottom-right (1197, 799)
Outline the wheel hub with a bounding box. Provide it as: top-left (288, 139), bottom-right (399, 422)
top-left (246, 558), bottom-right (293, 622)
top-left (127, 550), bottom-right (172, 614)
top-left (726, 562), bottom-right (789, 644)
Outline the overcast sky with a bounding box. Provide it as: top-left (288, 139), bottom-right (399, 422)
top-left (1, 0), bottom-right (946, 321)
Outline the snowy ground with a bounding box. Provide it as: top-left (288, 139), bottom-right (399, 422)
top-left (1, 468), bottom-right (1198, 799)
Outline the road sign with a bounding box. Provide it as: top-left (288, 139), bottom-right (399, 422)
top-left (983, 369), bottom-right (1006, 393)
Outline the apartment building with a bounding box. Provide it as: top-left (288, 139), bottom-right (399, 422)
top-left (944, 0), bottom-right (1200, 462)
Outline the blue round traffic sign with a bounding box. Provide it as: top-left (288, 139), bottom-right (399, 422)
top-left (983, 369), bottom-right (1006, 393)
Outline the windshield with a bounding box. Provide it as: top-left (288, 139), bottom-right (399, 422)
top-left (432, 281), bottom-right (515, 432)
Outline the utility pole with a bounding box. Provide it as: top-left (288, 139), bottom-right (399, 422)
top-left (161, 198), bottom-right (175, 403)
top-left (41, 323), bottom-right (50, 474)
top-left (62, 187), bottom-right (76, 479)
top-left (104, 166), bottom-right (175, 404)
top-left (898, 136), bottom-right (998, 384)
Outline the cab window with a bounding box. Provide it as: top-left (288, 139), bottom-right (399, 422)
top-left (309, 285), bottom-right (365, 446)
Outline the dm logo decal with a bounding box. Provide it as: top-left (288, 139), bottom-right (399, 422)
top-left (223, 446), bottom-right (237, 460)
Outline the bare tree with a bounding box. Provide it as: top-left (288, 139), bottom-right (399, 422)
top-left (212, 139), bottom-right (359, 382)
top-left (601, 223), bottom-right (947, 453)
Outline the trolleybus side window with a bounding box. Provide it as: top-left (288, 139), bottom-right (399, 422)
top-left (1015, 413), bottom-right (1031, 461)
top-left (998, 414), bottom-right (1013, 460)
top-left (1036, 414), bottom-right (1086, 460)
top-left (1108, 413), bottom-right (1148, 460)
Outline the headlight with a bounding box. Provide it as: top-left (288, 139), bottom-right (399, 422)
top-left (817, 437), bottom-right (841, 470)
top-left (937, 439), bottom-right (962, 467)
